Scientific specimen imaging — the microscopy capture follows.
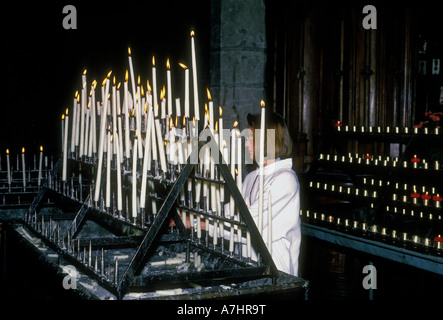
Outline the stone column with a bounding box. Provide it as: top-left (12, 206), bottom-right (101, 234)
top-left (210, 0), bottom-right (267, 130)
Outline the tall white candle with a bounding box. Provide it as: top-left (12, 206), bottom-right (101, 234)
top-left (71, 92), bottom-right (77, 153)
top-left (258, 100), bottom-right (266, 235)
top-left (63, 110), bottom-right (69, 181)
top-left (140, 107), bottom-right (153, 209)
top-left (91, 81), bottom-right (97, 155)
top-left (132, 132), bottom-right (138, 218)
top-left (154, 119), bottom-right (167, 172)
top-left (207, 89), bottom-right (214, 130)
top-left (21, 147), bottom-right (26, 190)
top-left (166, 59), bottom-right (173, 117)
top-left (219, 107), bottom-right (223, 152)
top-left (116, 84), bottom-right (124, 162)
top-left (237, 134), bottom-right (242, 192)
top-left (106, 131), bottom-right (111, 209)
top-left (124, 71), bottom-right (131, 160)
top-left (161, 88), bottom-right (166, 120)
top-left (115, 132), bottom-right (122, 211)
top-left (180, 63), bottom-right (190, 118)
top-left (112, 77), bottom-right (117, 140)
top-left (230, 124), bottom-right (237, 217)
top-left (190, 31), bottom-right (200, 120)
top-left (38, 146), bottom-right (43, 187)
top-left (79, 70), bottom-right (87, 157)
top-left (6, 149), bottom-right (11, 186)
top-left (94, 74), bottom-right (111, 203)
top-left (152, 56), bottom-right (158, 118)
top-left (128, 47), bottom-right (137, 110)
top-left (75, 96), bottom-right (81, 151)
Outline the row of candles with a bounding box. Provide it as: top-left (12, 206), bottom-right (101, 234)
top-left (334, 121), bottom-right (440, 135)
top-left (57, 30), bottom-right (270, 258)
top-left (318, 152), bottom-right (440, 170)
top-left (300, 209), bottom-right (443, 251)
top-left (309, 179), bottom-right (442, 208)
top-left (1, 147), bottom-right (52, 191)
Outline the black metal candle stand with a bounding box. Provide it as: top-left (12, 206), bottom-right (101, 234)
top-left (21, 134), bottom-right (278, 299)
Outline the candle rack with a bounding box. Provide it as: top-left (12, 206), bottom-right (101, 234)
top-left (21, 134), bottom-right (278, 300)
top-left (302, 125), bottom-right (443, 267)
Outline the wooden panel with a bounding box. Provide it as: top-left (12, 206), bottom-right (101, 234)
top-left (266, 0), bottom-right (428, 166)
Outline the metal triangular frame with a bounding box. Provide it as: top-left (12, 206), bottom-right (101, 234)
top-left (116, 138), bottom-right (279, 298)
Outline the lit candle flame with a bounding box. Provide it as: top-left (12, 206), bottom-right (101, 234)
top-left (206, 88), bottom-right (212, 100)
top-left (233, 120), bottom-right (239, 128)
top-left (113, 76), bottom-right (116, 86)
top-left (65, 108), bottom-right (69, 115)
top-left (83, 69), bottom-right (87, 75)
top-left (160, 86), bottom-right (165, 100)
top-left (260, 100), bottom-right (266, 108)
top-left (22, 147), bottom-right (25, 154)
top-left (125, 70), bottom-right (128, 82)
top-left (170, 117), bottom-right (174, 129)
top-left (215, 121), bottom-right (218, 132)
top-left (179, 62), bottom-right (187, 69)
top-left (128, 47), bottom-right (131, 56)
top-left (40, 146), bottom-right (43, 152)
top-left (107, 70), bottom-right (112, 78)
top-left (219, 106), bottom-right (223, 117)
top-left (6, 149), bottom-right (9, 155)
top-left (92, 80), bottom-right (97, 89)
top-left (137, 75), bottom-right (140, 85)
top-left (166, 58), bottom-right (170, 70)
top-left (62, 114), bottom-right (65, 120)
top-left (152, 56), bottom-right (156, 67)
top-left (147, 80), bottom-right (151, 92)
top-left (117, 82), bottom-right (121, 90)
top-left (190, 30), bottom-right (195, 37)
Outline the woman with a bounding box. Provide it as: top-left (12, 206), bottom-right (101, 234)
top-left (242, 111), bottom-right (301, 276)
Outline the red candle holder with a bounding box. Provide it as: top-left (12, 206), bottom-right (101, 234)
top-left (421, 192), bottom-right (431, 200)
top-left (335, 121), bottom-right (343, 127)
top-left (363, 153), bottom-right (372, 160)
top-left (432, 194), bottom-right (443, 201)
top-left (434, 235), bottom-right (443, 243)
top-left (410, 192), bottom-right (420, 198)
top-left (411, 155), bottom-right (420, 163)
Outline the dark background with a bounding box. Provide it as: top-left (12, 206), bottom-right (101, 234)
top-left (1, 1), bottom-right (211, 158)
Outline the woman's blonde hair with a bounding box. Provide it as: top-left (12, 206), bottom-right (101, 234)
top-left (247, 111), bottom-right (293, 159)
